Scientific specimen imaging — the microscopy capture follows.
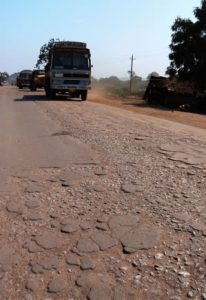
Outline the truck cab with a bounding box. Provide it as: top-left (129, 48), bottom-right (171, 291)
top-left (30, 70), bottom-right (45, 91)
top-left (45, 41), bottom-right (92, 100)
top-left (16, 70), bottom-right (32, 89)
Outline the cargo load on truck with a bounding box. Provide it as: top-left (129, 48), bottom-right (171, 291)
top-left (143, 76), bottom-right (206, 111)
top-left (45, 41), bottom-right (92, 100)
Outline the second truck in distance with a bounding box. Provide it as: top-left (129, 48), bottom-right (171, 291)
top-left (45, 41), bottom-right (92, 100)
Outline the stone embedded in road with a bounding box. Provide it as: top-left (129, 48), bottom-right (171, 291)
top-left (50, 220), bottom-right (60, 229)
top-left (12, 170), bottom-right (30, 178)
top-left (71, 246), bottom-right (82, 256)
top-left (49, 212), bottom-right (59, 219)
top-left (60, 218), bottom-right (78, 226)
top-left (61, 223), bottom-right (80, 234)
top-left (24, 241), bottom-right (44, 253)
top-left (47, 176), bottom-right (59, 182)
top-left (97, 215), bottom-right (109, 223)
top-left (25, 184), bottom-right (46, 193)
top-left (80, 256), bottom-right (96, 270)
top-left (94, 169), bottom-right (107, 176)
top-left (80, 222), bottom-right (93, 230)
top-left (59, 171), bottom-right (82, 187)
top-left (159, 143), bottom-right (206, 166)
top-left (91, 232), bottom-right (118, 251)
top-left (59, 170), bottom-right (82, 181)
top-left (76, 275), bottom-right (91, 287)
top-left (38, 256), bottom-right (61, 270)
top-left (109, 215), bottom-right (139, 229)
top-left (120, 224), bottom-right (160, 253)
top-left (7, 202), bottom-right (24, 214)
top-left (174, 212), bottom-right (191, 222)
top-left (96, 222), bottom-right (109, 231)
top-left (25, 200), bottom-right (40, 209)
top-left (93, 185), bottom-right (106, 192)
top-left (135, 186), bottom-right (145, 192)
top-left (134, 136), bottom-right (146, 140)
top-left (21, 293), bottom-right (34, 300)
top-left (121, 183), bottom-right (138, 194)
top-left (30, 263), bottom-right (44, 274)
top-left (0, 245), bottom-right (19, 270)
top-left (123, 247), bottom-right (138, 253)
top-left (76, 238), bottom-right (99, 253)
top-left (111, 226), bottom-right (131, 239)
top-left (47, 277), bottom-right (67, 293)
top-left (190, 221), bottom-right (206, 232)
top-left (114, 286), bottom-right (130, 300)
top-left (25, 280), bottom-right (39, 292)
top-left (62, 180), bottom-right (75, 187)
top-left (33, 233), bottom-right (62, 250)
top-left (76, 275), bottom-right (92, 296)
top-left (23, 211), bottom-right (42, 221)
top-left (87, 282), bottom-right (113, 300)
top-left (66, 254), bottom-right (80, 266)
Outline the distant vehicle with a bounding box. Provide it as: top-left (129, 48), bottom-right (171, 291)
top-left (2, 81), bottom-right (9, 85)
top-left (30, 70), bottom-right (45, 91)
top-left (16, 70), bottom-right (32, 89)
top-left (45, 41), bottom-right (92, 100)
top-left (0, 72), bottom-right (9, 86)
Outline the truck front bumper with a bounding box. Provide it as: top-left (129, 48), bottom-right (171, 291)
top-left (52, 79), bottom-right (91, 91)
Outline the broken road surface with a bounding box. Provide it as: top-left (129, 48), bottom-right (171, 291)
top-left (0, 86), bottom-right (206, 299)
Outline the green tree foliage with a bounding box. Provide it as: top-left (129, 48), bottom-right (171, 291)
top-left (92, 75), bottom-right (146, 98)
top-left (98, 76), bottom-right (122, 86)
top-left (167, 0), bottom-right (206, 90)
top-left (36, 38), bottom-right (59, 68)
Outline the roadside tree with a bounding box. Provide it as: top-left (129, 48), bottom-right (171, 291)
top-left (166, 0), bottom-right (206, 90)
top-left (36, 38), bottom-right (60, 68)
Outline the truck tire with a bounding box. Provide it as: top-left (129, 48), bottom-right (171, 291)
top-left (30, 84), bottom-right (36, 91)
top-left (45, 88), bottom-right (49, 97)
top-left (81, 90), bottom-right (87, 101)
top-left (50, 89), bottom-right (56, 99)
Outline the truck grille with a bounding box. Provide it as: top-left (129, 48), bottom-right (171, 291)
top-left (64, 74), bottom-right (89, 78)
top-left (64, 80), bottom-right (80, 84)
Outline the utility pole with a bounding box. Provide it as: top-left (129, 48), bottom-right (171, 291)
top-left (129, 54), bottom-right (135, 94)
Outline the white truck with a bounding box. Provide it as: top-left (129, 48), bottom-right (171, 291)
top-left (45, 41), bottom-right (92, 100)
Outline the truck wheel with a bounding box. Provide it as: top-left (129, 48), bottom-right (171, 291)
top-left (30, 84), bottom-right (36, 91)
top-left (81, 90), bottom-right (87, 101)
top-left (45, 86), bottom-right (50, 97)
top-left (50, 89), bottom-right (56, 99)
top-left (19, 84), bottom-right (23, 89)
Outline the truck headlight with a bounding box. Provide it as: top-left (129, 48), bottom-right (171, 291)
top-left (81, 80), bottom-right (91, 85)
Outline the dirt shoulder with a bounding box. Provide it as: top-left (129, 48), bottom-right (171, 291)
top-left (89, 90), bottom-right (206, 130)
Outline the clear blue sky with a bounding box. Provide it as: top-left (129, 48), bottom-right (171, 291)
top-left (0, 0), bottom-right (201, 79)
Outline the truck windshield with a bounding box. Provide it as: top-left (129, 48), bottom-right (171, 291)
top-left (20, 73), bottom-right (31, 79)
top-left (52, 51), bottom-right (90, 70)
